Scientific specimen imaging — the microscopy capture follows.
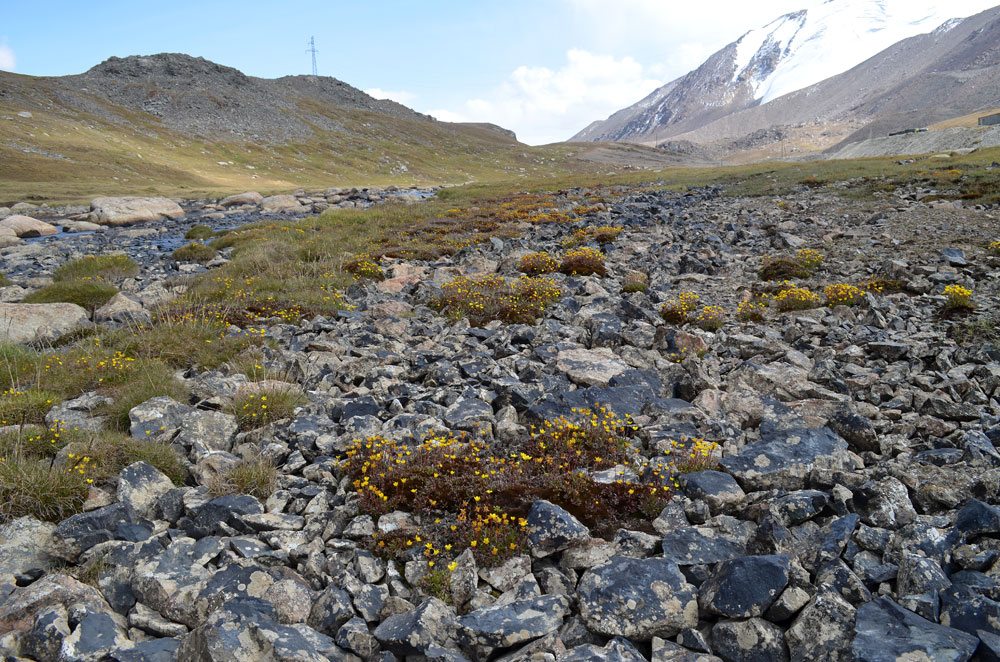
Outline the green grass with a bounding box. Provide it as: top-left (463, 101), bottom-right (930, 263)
top-left (0, 456), bottom-right (89, 524)
top-left (64, 430), bottom-right (185, 485)
top-left (53, 254), bottom-right (139, 283)
top-left (172, 242), bottom-right (217, 263)
top-left (23, 281), bottom-right (118, 311)
top-left (184, 225), bottom-right (216, 240)
top-left (209, 455), bottom-right (277, 499)
top-left (0, 388), bottom-right (60, 426)
top-left (229, 386), bottom-right (306, 430)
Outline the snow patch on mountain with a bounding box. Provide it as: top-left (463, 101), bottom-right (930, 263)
top-left (732, 0), bottom-right (986, 104)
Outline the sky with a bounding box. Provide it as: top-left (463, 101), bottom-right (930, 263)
top-left (1, 1), bottom-right (997, 144)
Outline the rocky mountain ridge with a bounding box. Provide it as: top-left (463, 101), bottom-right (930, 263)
top-left (0, 175), bottom-right (999, 660)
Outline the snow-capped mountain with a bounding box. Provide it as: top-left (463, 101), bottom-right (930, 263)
top-left (572, 0), bottom-right (999, 144)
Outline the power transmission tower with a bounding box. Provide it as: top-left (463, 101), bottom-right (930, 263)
top-left (306, 36), bottom-right (318, 76)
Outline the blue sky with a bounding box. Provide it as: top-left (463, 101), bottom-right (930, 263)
top-left (2, 1), bottom-right (997, 143)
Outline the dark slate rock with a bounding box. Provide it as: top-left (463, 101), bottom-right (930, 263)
top-left (962, 430), bottom-right (1000, 467)
top-left (22, 605), bottom-right (69, 662)
top-left (662, 526), bottom-right (747, 566)
top-left (194, 564), bottom-right (276, 623)
top-left (940, 584), bottom-right (1000, 638)
top-left (577, 556), bottom-right (698, 640)
top-left (979, 631), bottom-right (1000, 662)
top-left (373, 598), bottom-right (457, 656)
top-left (308, 585), bottom-right (355, 636)
top-left (867, 342), bottom-right (909, 361)
top-left (922, 398), bottom-right (979, 422)
top-left (182, 494), bottom-right (264, 537)
top-left (51, 502), bottom-right (150, 562)
top-left (718, 427), bottom-right (851, 491)
top-left (816, 559), bottom-right (872, 606)
top-left (110, 637), bottom-right (181, 662)
top-left (457, 594), bottom-right (570, 658)
top-left (334, 616), bottom-right (379, 661)
top-left (60, 611), bottom-right (130, 660)
top-left (771, 490), bottom-right (829, 525)
top-left (897, 553), bottom-right (951, 597)
top-left (711, 617), bottom-right (788, 662)
top-left (117, 461), bottom-right (175, 518)
top-left (444, 396), bottom-right (494, 432)
top-left (526, 499), bottom-right (590, 557)
top-left (564, 637), bottom-right (649, 662)
top-left (679, 471), bottom-right (746, 514)
top-left (697, 555), bottom-right (789, 618)
top-left (851, 597), bottom-right (979, 662)
top-left (853, 477), bottom-right (917, 530)
top-left (817, 514), bottom-right (860, 566)
top-left (827, 409), bottom-right (878, 452)
top-left (785, 590), bottom-right (856, 662)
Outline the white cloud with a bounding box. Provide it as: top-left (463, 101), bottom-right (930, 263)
top-left (437, 49), bottom-right (662, 145)
top-left (364, 87), bottom-right (417, 105)
top-left (0, 44), bottom-right (15, 72)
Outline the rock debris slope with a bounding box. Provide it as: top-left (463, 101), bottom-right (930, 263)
top-left (1, 181), bottom-right (999, 662)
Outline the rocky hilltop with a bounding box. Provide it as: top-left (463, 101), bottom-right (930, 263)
top-left (0, 176), bottom-right (999, 661)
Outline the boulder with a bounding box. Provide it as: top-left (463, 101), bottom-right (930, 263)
top-left (577, 556), bottom-right (698, 640)
top-left (697, 555), bottom-right (790, 618)
top-left (373, 598), bottom-right (458, 656)
top-left (94, 291), bottom-right (149, 324)
top-left (0, 517), bottom-right (55, 580)
top-left (785, 590), bottom-right (856, 662)
top-left (0, 574), bottom-right (111, 634)
top-left (457, 594), bottom-right (570, 658)
top-left (219, 191), bottom-right (264, 207)
top-left (0, 302), bottom-right (89, 344)
top-left (718, 426), bottom-right (853, 491)
top-left (91, 196), bottom-right (184, 226)
top-left (0, 215), bottom-right (57, 237)
top-left (526, 499), bottom-right (591, 557)
top-left (852, 597), bottom-right (978, 662)
top-left (712, 618), bottom-right (788, 662)
top-left (555, 348), bottom-right (629, 387)
top-left (117, 461), bottom-right (176, 519)
top-left (261, 194), bottom-right (308, 213)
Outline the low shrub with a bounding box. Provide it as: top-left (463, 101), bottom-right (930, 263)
top-left (210, 455), bottom-right (277, 499)
top-left (0, 273), bottom-right (8, 287)
top-left (621, 272), bottom-right (649, 293)
top-left (989, 240), bottom-right (1000, 257)
top-left (694, 305), bottom-right (725, 331)
top-left (864, 277), bottom-right (905, 294)
top-left (339, 407), bottom-right (713, 568)
top-left (344, 257), bottom-right (384, 281)
top-left (660, 292), bottom-right (699, 324)
top-left (559, 247), bottom-right (606, 276)
top-left (185, 225), bottom-right (215, 240)
top-left (172, 242), bottom-right (217, 264)
top-left (517, 252), bottom-right (559, 276)
top-left (824, 283), bottom-right (865, 306)
top-left (23, 282), bottom-right (118, 311)
top-left (737, 295), bottom-right (769, 322)
top-left (758, 256), bottom-right (811, 281)
top-left (230, 386), bottom-right (306, 431)
top-left (590, 226), bottom-right (623, 244)
top-left (430, 274), bottom-right (561, 326)
top-left (54, 254), bottom-right (138, 283)
top-left (797, 248), bottom-right (824, 271)
top-left (943, 284), bottom-right (973, 311)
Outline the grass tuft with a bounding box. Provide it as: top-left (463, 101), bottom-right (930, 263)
top-left (23, 282), bottom-right (118, 312)
top-left (209, 455), bottom-right (276, 499)
top-left (172, 242), bottom-right (217, 264)
top-left (53, 254), bottom-right (138, 283)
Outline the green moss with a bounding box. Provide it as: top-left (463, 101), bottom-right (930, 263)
top-left (23, 281), bottom-right (118, 311)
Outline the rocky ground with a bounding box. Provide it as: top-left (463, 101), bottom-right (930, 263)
top-left (1, 180), bottom-right (1000, 662)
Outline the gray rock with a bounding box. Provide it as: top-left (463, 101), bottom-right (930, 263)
top-left (679, 470), bottom-right (746, 514)
top-left (220, 191), bottom-right (263, 207)
top-left (555, 348), bottom-right (628, 387)
top-left (697, 555), bottom-right (789, 618)
top-left (60, 610), bottom-right (132, 660)
top-left (51, 502), bottom-right (150, 562)
top-left (457, 594), bottom-right (570, 659)
top-left (117, 461), bottom-right (175, 518)
top-left (719, 427), bottom-right (852, 491)
top-left (373, 597), bottom-right (457, 656)
top-left (897, 553), bottom-right (950, 598)
top-left (711, 617), bottom-right (788, 662)
top-left (128, 396), bottom-right (193, 440)
top-left (785, 590), bottom-right (856, 662)
top-left (95, 291), bottom-right (150, 324)
top-left (853, 477), bottom-right (917, 530)
top-left (308, 585), bottom-right (355, 636)
top-left (526, 500), bottom-right (590, 557)
top-left (0, 215), bottom-right (57, 237)
top-left (564, 637), bottom-right (650, 661)
top-left (91, 196), bottom-right (184, 226)
top-left (661, 525), bottom-right (747, 565)
top-left (652, 638), bottom-right (724, 662)
top-left (576, 556), bottom-right (698, 640)
top-left (0, 517), bottom-right (55, 579)
top-left (852, 597), bottom-right (978, 662)
top-left (827, 409), bottom-right (878, 452)
top-left (0, 574), bottom-right (111, 635)
top-left (0, 302), bottom-right (89, 344)
top-left (335, 616), bottom-right (379, 661)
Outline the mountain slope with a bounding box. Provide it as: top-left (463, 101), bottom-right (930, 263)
top-left (573, 0), bottom-right (999, 145)
top-left (0, 54), bottom-right (625, 203)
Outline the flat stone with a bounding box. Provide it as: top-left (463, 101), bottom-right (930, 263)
top-left (555, 348), bottom-right (628, 387)
top-left (0, 215), bottom-right (57, 237)
top-left (91, 196), bottom-right (184, 226)
top-left (697, 555), bottom-right (790, 618)
top-left (852, 597), bottom-right (978, 662)
top-left (718, 426), bottom-right (852, 491)
top-left (0, 302), bottom-right (89, 344)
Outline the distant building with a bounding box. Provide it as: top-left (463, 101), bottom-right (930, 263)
top-left (978, 112), bottom-right (1000, 126)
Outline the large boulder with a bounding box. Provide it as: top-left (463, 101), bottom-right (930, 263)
top-left (0, 215), bottom-right (57, 237)
top-left (0, 517), bottom-right (56, 580)
top-left (852, 597), bottom-right (978, 662)
top-left (555, 348), bottom-right (629, 387)
top-left (219, 191), bottom-right (263, 207)
top-left (718, 426), bottom-right (853, 491)
top-left (90, 196), bottom-right (184, 226)
top-left (577, 556), bottom-right (698, 640)
top-left (260, 194), bottom-right (308, 213)
top-left (0, 302), bottom-right (89, 344)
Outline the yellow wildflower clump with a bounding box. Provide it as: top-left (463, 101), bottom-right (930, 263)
top-left (559, 247), bottom-right (607, 276)
top-left (988, 240), bottom-right (1000, 256)
top-left (943, 284), bottom-right (973, 310)
top-left (824, 283), bottom-right (865, 307)
top-left (695, 305), bottom-right (725, 331)
top-left (517, 252), bottom-right (560, 276)
top-left (737, 295), bottom-right (769, 322)
top-left (797, 248), bottom-right (824, 271)
top-left (774, 284), bottom-right (821, 312)
top-left (660, 292), bottom-right (699, 324)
